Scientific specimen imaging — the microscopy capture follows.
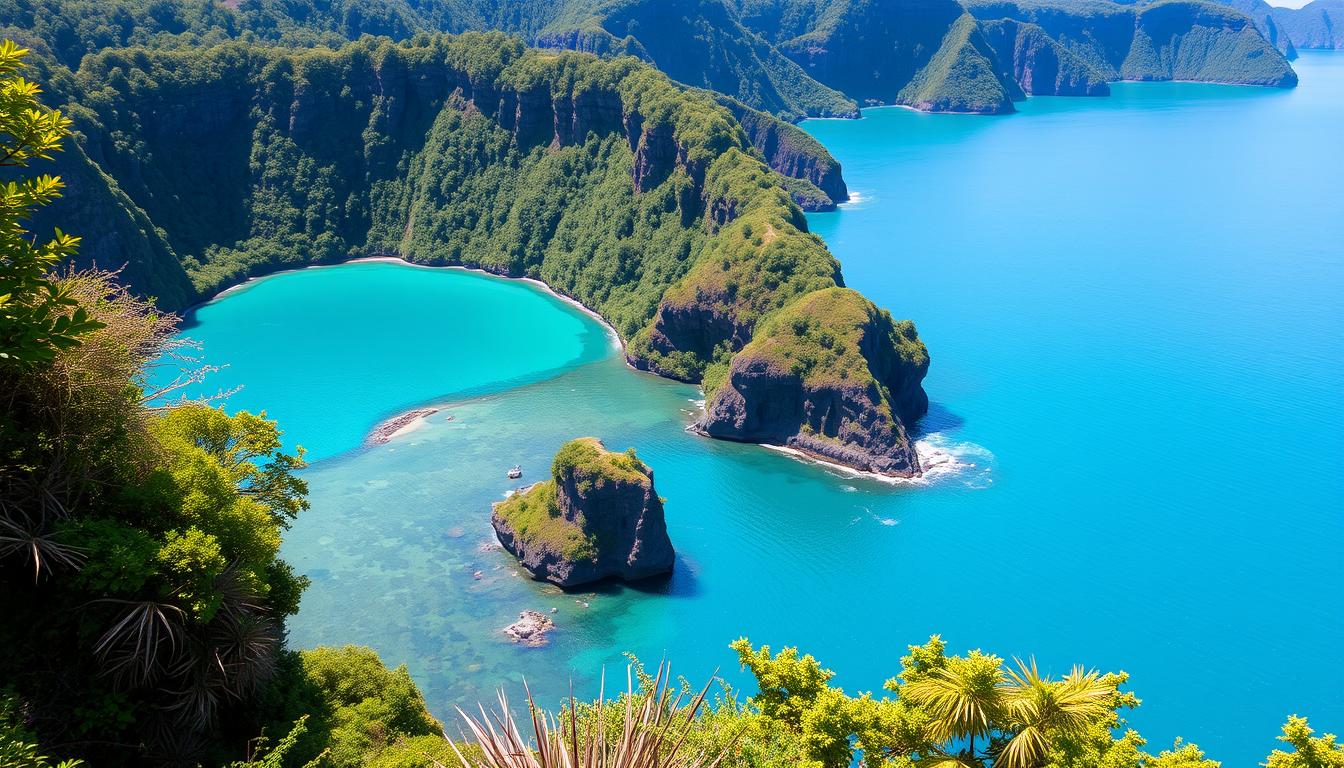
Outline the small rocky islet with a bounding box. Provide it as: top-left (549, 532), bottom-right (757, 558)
top-left (491, 438), bottom-right (675, 588)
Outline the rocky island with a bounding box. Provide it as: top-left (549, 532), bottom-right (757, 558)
top-left (492, 439), bottom-right (675, 588)
top-left (697, 288), bottom-right (931, 478)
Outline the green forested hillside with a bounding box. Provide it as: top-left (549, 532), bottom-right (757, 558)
top-left (42, 33), bottom-right (847, 385)
top-left (1220, 0), bottom-right (1344, 52)
top-left (535, 0), bottom-right (859, 120)
top-left (0, 0), bottom-right (1299, 127)
top-left (966, 0), bottom-right (1299, 85)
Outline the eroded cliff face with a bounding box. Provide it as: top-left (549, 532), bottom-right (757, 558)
top-left (778, 0), bottom-right (989, 103)
top-left (979, 19), bottom-right (1111, 96)
top-left (717, 96), bottom-right (849, 209)
top-left (491, 439), bottom-right (675, 587)
top-left (697, 288), bottom-right (930, 478)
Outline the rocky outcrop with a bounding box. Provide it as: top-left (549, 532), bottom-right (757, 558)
top-left (697, 288), bottom-right (929, 478)
top-left (502, 610), bottom-right (555, 646)
top-left (492, 439), bottom-right (674, 588)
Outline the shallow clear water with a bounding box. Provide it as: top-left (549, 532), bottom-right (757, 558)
top-left (172, 54), bottom-right (1344, 764)
top-left (173, 262), bottom-right (609, 460)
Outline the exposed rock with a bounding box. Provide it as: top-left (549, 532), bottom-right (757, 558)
top-left (491, 439), bottom-right (675, 588)
top-left (716, 95), bottom-right (850, 210)
top-left (697, 288), bottom-right (929, 477)
top-left (502, 610), bottom-right (555, 646)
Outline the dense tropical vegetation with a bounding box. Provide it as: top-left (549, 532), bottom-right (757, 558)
top-left (0, 0), bottom-right (1332, 764)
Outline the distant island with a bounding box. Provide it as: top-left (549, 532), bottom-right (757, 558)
top-left (492, 438), bottom-right (675, 587)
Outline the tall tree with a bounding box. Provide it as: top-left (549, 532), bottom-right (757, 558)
top-left (0, 39), bottom-right (98, 367)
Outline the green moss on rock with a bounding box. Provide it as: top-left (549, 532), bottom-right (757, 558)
top-left (491, 438), bottom-right (674, 587)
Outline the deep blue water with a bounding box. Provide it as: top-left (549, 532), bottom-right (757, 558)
top-left (170, 54), bottom-right (1344, 765)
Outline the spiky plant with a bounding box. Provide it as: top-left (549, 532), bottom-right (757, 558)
top-left (996, 659), bottom-right (1114, 768)
top-left (903, 654), bottom-right (1004, 766)
top-left (450, 664), bottom-right (732, 768)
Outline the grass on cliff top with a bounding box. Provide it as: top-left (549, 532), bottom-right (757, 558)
top-left (628, 150), bottom-right (842, 381)
top-left (552, 437), bottom-right (650, 491)
top-left (494, 438), bottom-right (650, 561)
top-left (494, 481), bottom-right (597, 562)
top-left (744, 287), bottom-right (928, 392)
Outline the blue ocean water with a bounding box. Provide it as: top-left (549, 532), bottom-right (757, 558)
top-left (170, 54), bottom-right (1343, 764)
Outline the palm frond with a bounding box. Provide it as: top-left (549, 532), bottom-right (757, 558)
top-left (995, 658), bottom-right (1114, 768)
top-left (904, 666), bottom-right (1001, 742)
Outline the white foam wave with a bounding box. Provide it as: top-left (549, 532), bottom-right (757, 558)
top-left (914, 433), bottom-right (994, 488)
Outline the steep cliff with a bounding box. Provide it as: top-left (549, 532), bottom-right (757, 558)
top-left (897, 12), bottom-right (1018, 113)
top-left (750, 0), bottom-right (1018, 112)
top-left (491, 438), bottom-right (675, 587)
top-left (1223, 0), bottom-right (1344, 51)
top-left (536, 0), bottom-right (859, 120)
top-left (715, 94), bottom-right (849, 209)
top-left (1219, 0), bottom-right (1300, 56)
top-left (28, 142), bottom-right (196, 309)
top-left (1124, 1), bottom-right (1298, 85)
top-left (1269, 0), bottom-right (1344, 50)
top-left (979, 18), bottom-right (1111, 96)
top-left (697, 288), bottom-right (929, 478)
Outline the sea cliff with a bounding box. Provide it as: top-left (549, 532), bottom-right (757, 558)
top-left (697, 288), bottom-right (930, 478)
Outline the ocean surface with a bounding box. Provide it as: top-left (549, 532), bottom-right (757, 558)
top-left (168, 53), bottom-right (1344, 764)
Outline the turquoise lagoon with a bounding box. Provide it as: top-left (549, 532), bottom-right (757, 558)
top-left (172, 54), bottom-right (1344, 764)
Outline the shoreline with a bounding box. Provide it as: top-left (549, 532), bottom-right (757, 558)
top-left (203, 256), bottom-right (624, 353)
top-left (195, 256), bottom-right (955, 488)
top-left (368, 407), bottom-right (440, 445)
top-left (756, 437), bottom-right (973, 486)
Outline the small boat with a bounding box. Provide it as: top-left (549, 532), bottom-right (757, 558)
top-left (507, 465), bottom-right (522, 479)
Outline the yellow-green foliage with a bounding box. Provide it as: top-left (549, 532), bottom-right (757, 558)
top-left (742, 287), bottom-right (926, 392)
top-left (494, 438), bottom-right (652, 561)
top-left (284, 646), bottom-right (443, 768)
top-left (551, 436), bottom-right (649, 488)
top-left (492, 479), bottom-right (596, 561)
